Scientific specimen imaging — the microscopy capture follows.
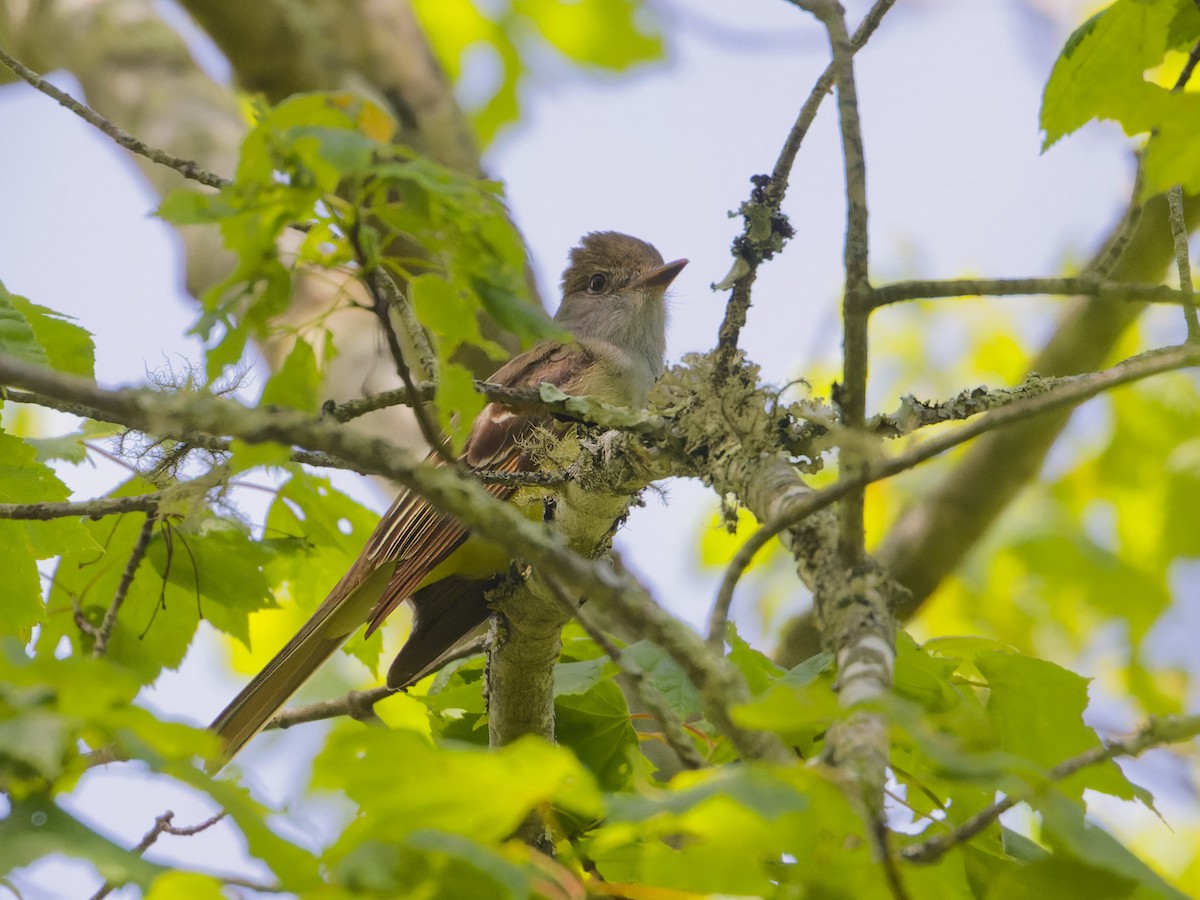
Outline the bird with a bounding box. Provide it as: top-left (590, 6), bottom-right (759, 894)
top-left (209, 231), bottom-right (687, 763)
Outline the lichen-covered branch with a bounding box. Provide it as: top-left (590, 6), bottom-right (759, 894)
top-left (1166, 187), bottom-right (1199, 340)
top-left (0, 494), bottom-right (160, 520)
top-left (0, 355), bottom-right (787, 763)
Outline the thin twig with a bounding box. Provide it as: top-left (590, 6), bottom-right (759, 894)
top-left (875, 818), bottom-right (913, 900)
top-left (265, 686), bottom-right (393, 730)
top-left (87, 811), bottom-right (229, 900)
top-left (0, 494), bottom-right (161, 520)
top-left (801, 0), bottom-right (871, 566)
top-left (0, 45), bottom-right (229, 191)
top-left (706, 550), bottom-right (741, 651)
top-left (92, 513), bottom-right (157, 658)
top-left (322, 384), bottom-right (435, 422)
top-left (1086, 162), bottom-right (1144, 279)
top-left (1173, 36), bottom-right (1200, 93)
top-left (378, 261), bottom-right (439, 383)
top-left (902, 713), bottom-right (1200, 863)
top-left (868, 276), bottom-right (1192, 310)
top-left (712, 0), bottom-right (896, 380)
top-left (346, 218), bottom-right (450, 461)
top-left (770, 0), bottom-right (896, 196)
top-left (1166, 187), bottom-right (1199, 340)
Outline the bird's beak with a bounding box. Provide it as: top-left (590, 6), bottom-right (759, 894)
top-left (632, 258), bottom-right (689, 291)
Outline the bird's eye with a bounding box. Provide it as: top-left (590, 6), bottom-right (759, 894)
top-left (587, 273), bottom-right (607, 294)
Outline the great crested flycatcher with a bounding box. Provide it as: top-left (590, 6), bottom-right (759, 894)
top-left (210, 232), bottom-right (686, 761)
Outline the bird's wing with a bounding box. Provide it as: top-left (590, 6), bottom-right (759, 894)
top-left (364, 339), bottom-right (600, 633)
top-left (209, 340), bottom-right (597, 761)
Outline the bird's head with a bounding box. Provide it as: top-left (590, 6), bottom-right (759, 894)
top-left (554, 231), bottom-right (688, 378)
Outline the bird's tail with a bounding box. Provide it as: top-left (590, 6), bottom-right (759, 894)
top-left (207, 565), bottom-right (389, 769)
top-left (207, 623), bottom-right (348, 769)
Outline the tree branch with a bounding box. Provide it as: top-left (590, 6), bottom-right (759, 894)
top-left (6, 386), bottom-right (353, 471)
top-left (344, 221), bottom-right (450, 462)
top-left (712, 0), bottom-right (895, 379)
top-left (0, 45), bottom-right (229, 190)
top-left (265, 686), bottom-right (393, 731)
top-left (869, 275), bottom-right (1195, 310)
top-left (858, 184), bottom-right (1200, 638)
top-left (322, 384), bottom-right (435, 422)
top-left (0, 356), bottom-right (785, 762)
top-left (1166, 186), bottom-right (1199, 340)
top-left (718, 342), bottom-right (1200, 637)
top-left (787, 1), bottom-right (895, 841)
top-left (87, 811), bottom-right (229, 900)
top-left (902, 713), bottom-right (1200, 864)
top-left (0, 495), bottom-right (160, 520)
top-left (92, 513), bottom-right (157, 658)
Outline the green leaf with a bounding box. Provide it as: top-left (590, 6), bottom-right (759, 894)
top-left (144, 519), bottom-right (277, 647)
top-left (0, 522), bottom-right (47, 635)
top-left (1035, 791), bottom-right (1190, 899)
top-left (606, 765), bottom-right (810, 823)
top-left (329, 833), bottom-right (535, 898)
top-left (726, 624), bottom-right (786, 694)
top-left (621, 640), bottom-right (703, 722)
top-left (513, 0), bottom-right (664, 70)
top-left (25, 431), bottom-right (89, 464)
top-left (145, 872), bottom-right (227, 900)
top-left (1041, 0), bottom-right (1177, 148)
top-left (438, 360), bottom-right (487, 450)
top-left (6, 293), bottom-right (95, 379)
top-left (0, 710), bottom-right (73, 785)
top-left (977, 651), bottom-right (1137, 801)
top-left (0, 282), bottom-right (50, 369)
top-left (1167, 0), bottom-right (1200, 47)
top-left (894, 631), bottom-right (964, 713)
top-left (0, 643), bottom-right (214, 792)
top-left (260, 336), bottom-right (321, 413)
top-left (1040, 0), bottom-right (1200, 196)
top-left (731, 653), bottom-right (838, 754)
top-left (0, 794), bottom-right (165, 888)
top-left (411, 274), bottom-right (494, 352)
top-left (226, 438), bottom-right (295, 474)
top-left (423, 657), bottom-right (488, 721)
top-left (0, 427), bottom-right (96, 635)
top-left (38, 480), bottom-right (197, 683)
top-left (554, 655), bottom-right (617, 696)
top-left (412, 0), bottom-right (664, 146)
top-left (312, 729), bottom-right (602, 860)
top-left (593, 765), bottom-right (866, 897)
top-left (157, 189), bottom-right (237, 225)
top-left (412, 0), bottom-right (524, 146)
top-left (555, 675), bottom-right (639, 791)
